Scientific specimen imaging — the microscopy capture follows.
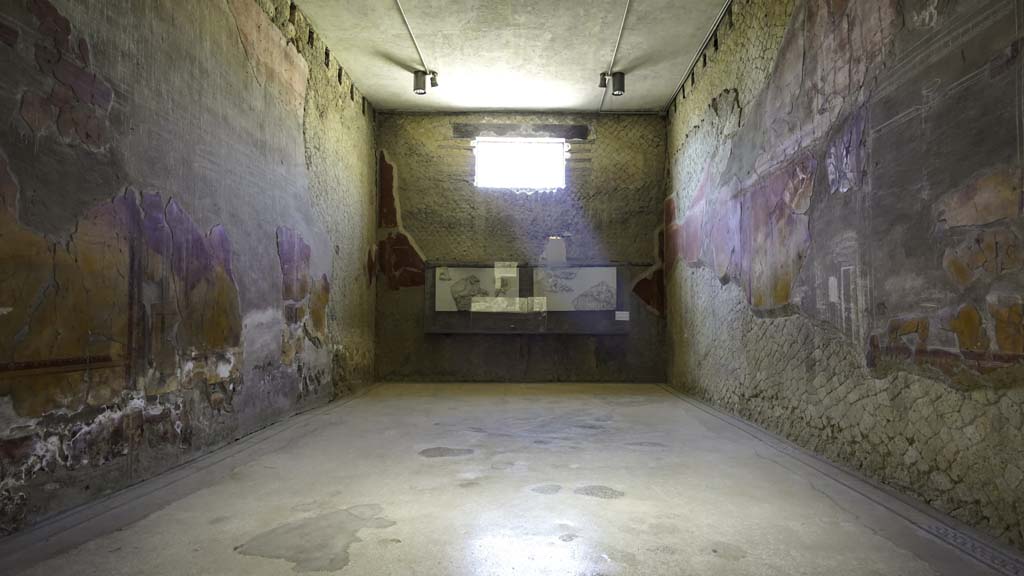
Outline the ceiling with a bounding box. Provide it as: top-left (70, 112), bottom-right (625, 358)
top-left (297, 0), bottom-right (727, 113)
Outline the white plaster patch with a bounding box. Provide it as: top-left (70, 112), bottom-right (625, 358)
top-left (32, 435), bottom-right (63, 474)
top-left (0, 307), bottom-right (12, 316)
top-left (912, 0), bottom-right (939, 28)
top-left (180, 360), bottom-right (196, 380)
top-left (127, 394), bottom-right (147, 412)
top-left (217, 352), bottom-right (235, 379)
top-left (242, 307), bottom-right (287, 369)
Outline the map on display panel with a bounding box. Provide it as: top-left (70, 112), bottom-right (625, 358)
top-left (533, 267), bottom-right (617, 311)
top-left (435, 266), bottom-right (520, 312)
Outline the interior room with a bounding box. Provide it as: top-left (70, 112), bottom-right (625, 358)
top-left (0, 0), bottom-right (1022, 574)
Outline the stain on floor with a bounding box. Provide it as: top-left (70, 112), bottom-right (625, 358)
top-left (709, 541), bottom-right (749, 561)
top-left (235, 504), bottom-right (395, 572)
top-left (645, 521), bottom-right (681, 535)
top-left (530, 484), bottom-right (562, 495)
top-left (626, 441), bottom-right (667, 448)
top-left (574, 485), bottom-right (625, 499)
top-left (418, 447), bottom-right (474, 458)
top-left (291, 501), bottom-right (321, 512)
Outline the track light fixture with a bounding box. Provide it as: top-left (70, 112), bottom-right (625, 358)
top-left (413, 70), bottom-right (439, 95)
top-left (599, 72), bottom-right (626, 96)
top-left (612, 72), bottom-right (625, 96)
top-left (397, 0), bottom-right (438, 96)
top-left (597, 0), bottom-right (631, 110)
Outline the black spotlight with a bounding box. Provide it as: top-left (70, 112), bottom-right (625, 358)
top-left (598, 72), bottom-right (608, 88)
top-left (413, 70), bottom-right (427, 95)
top-left (430, 71), bottom-right (439, 88)
top-left (612, 72), bottom-right (625, 96)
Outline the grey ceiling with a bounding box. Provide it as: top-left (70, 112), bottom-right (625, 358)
top-left (297, 0), bottom-right (726, 113)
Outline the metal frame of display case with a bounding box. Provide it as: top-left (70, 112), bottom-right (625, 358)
top-left (424, 262), bottom-right (631, 335)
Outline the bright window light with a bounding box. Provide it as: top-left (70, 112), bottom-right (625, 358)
top-left (473, 137), bottom-right (567, 191)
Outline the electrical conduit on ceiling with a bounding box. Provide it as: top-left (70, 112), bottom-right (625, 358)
top-left (395, 0), bottom-right (437, 93)
top-left (599, 0), bottom-right (631, 113)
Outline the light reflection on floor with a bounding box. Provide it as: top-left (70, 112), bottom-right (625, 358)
top-left (469, 530), bottom-right (614, 576)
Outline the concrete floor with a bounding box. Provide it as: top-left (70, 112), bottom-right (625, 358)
top-left (2, 383), bottom-right (1017, 575)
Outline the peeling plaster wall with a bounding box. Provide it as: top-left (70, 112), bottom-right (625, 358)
top-left (0, 0), bottom-right (375, 534)
top-left (375, 113), bottom-right (666, 382)
top-left (264, 0), bottom-right (379, 390)
top-left (665, 0), bottom-right (1024, 550)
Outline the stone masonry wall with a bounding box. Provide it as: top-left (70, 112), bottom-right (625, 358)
top-left (666, 0), bottom-right (1024, 550)
top-left (376, 113), bottom-right (666, 382)
top-left (0, 0), bottom-right (375, 535)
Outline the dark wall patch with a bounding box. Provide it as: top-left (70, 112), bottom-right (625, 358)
top-left (452, 123), bottom-right (590, 140)
top-left (0, 20), bottom-right (18, 47)
top-left (374, 151), bottom-right (393, 227)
